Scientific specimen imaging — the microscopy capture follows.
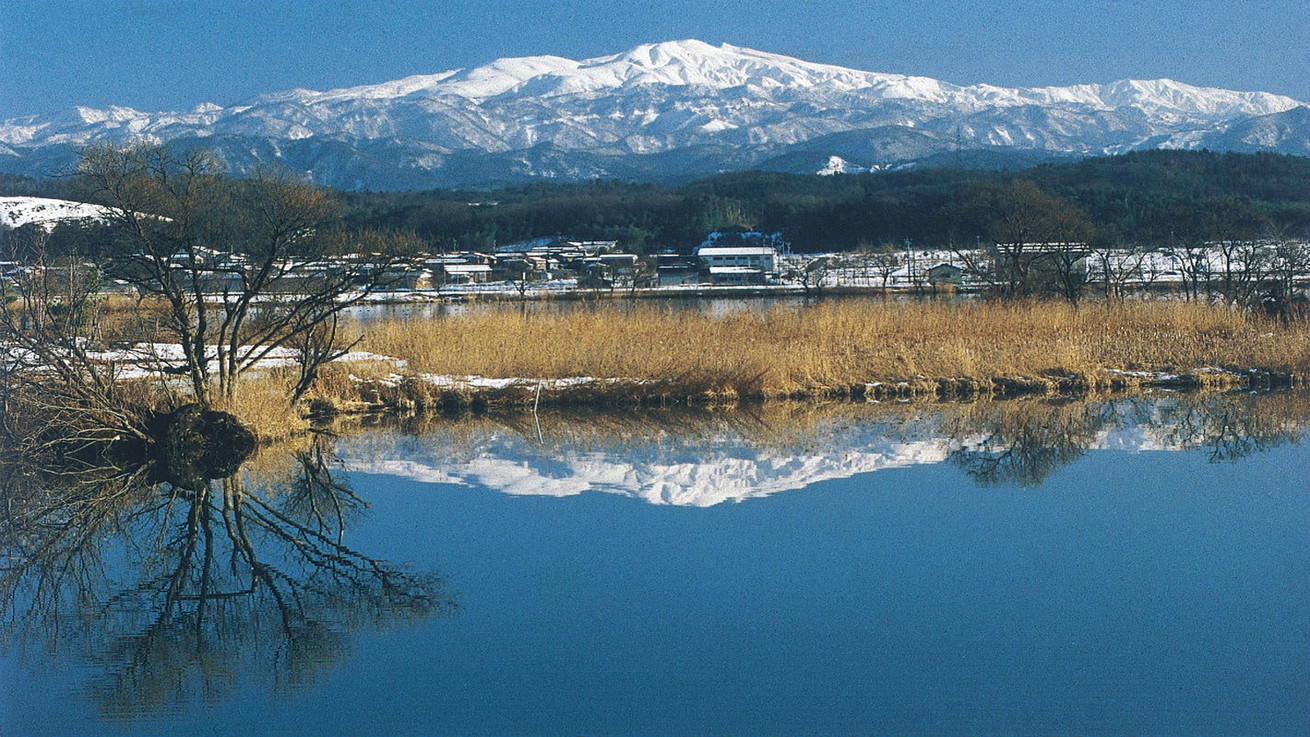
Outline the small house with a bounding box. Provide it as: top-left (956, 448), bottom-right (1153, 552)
top-left (656, 253), bottom-right (701, 286)
top-left (382, 268), bottom-right (434, 291)
top-left (926, 263), bottom-right (964, 286)
top-left (440, 263), bottom-right (494, 285)
top-left (695, 232), bottom-right (781, 282)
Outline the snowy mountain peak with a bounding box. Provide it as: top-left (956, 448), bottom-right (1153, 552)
top-left (1, 40), bottom-right (1307, 190)
top-left (1095, 77), bottom-right (1300, 117)
top-left (71, 105), bottom-right (146, 125)
top-left (434, 55), bottom-right (583, 98)
top-left (617, 39), bottom-right (729, 66)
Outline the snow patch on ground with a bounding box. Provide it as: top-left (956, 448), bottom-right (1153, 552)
top-left (350, 372), bottom-right (645, 391)
top-left (4, 340), bottom-right (405, 379)
top-left (0, 196), bottom-right (113, 231)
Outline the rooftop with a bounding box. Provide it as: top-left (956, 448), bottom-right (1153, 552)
top-left (697, 246), bottom-right (777, 256)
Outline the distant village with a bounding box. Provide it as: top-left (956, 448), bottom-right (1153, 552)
top-left (5, 230), bottom-right (968, 300)
top-left (381, 230), bottom-right (1310, 301)
top-left (4, 225), bottom-right (1309, 303)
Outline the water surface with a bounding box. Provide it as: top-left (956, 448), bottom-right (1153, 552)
top-left (2, 393), bottom-right (1307, 736)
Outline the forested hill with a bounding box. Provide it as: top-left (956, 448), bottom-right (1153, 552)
top-left (336, 150), bottom-right (1310, 253)
top-left (6, 150), bottom-right (1309, 254)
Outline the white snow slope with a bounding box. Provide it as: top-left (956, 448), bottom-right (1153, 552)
top-left (2, 40), bottom-right (1306, 187)
top-left (0, 197), bottom-right (112, 231)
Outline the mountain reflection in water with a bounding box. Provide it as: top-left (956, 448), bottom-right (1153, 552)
top-left (1, 390), bottom-right (1307, 727)
top-left (340, 392), bottom-right (1310, 504)
top-left (0, 436), bottom-right (451, 719)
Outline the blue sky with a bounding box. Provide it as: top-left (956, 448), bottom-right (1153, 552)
top-left (3, 0), bottom-right (1308, 119)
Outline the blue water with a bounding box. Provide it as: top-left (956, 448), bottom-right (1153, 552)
top-left (2, 399), bottom-right (1308, 736)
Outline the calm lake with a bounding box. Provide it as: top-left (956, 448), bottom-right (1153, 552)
top-left (2, 392), bottom-right (1307, 736)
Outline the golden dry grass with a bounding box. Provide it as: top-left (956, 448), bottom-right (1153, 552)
top-left (352, 299), bottom-right (1309, 402)
top-left (213, 372), bottom-right (310, 441)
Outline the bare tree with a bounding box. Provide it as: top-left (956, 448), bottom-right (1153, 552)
top-left (949, 237), bottom-right (995, 292)
top-left (1205, 198), bottom-right (1273, 305)
top-left (781, 254), bottom-right (833, 296)
top-left (1156, 198), bottom-right (1270, 303)
top-left (1045, 249), bottom-right (1090, 304)
top-left (868, 248), bottom-right (902, 294)
top-left (1263, 226), bottom-right (1310, 319)
top-left (626, 257), bottom-right (656, 297)
top-left (0, 224), bottom-right (150, 456)
top-left (1091, 245), bottom-right (1157, 301)
top-left (950, 181), bottom-right (1095, 300)
top-left (75, 142), bottom-right (419, 409)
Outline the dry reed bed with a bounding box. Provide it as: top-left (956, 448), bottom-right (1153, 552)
top-left (326, 300), bottom-right (1309, 411)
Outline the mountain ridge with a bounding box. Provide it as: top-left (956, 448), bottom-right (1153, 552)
top-left (2, 40), bottom-right (1307, 189)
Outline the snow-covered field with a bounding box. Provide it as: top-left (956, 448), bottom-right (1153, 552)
top-left (0, 196), bottom-right (112, 231)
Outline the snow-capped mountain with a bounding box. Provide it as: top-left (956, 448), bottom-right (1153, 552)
top-left (335, 395), bottom-right (1305, 506)
top-left (337, 417), bottom-right (975, 507)
top-left (2, 40), bottom-right (1306, 189)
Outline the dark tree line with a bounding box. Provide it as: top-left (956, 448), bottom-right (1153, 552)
top-left (8, 149), bottom-right (1310, 256)
top-left (318, 150), bottom-right (1310, 254)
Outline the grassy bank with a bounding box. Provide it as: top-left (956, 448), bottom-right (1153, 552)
top-left (302, 300), bottom-right (1310, 414)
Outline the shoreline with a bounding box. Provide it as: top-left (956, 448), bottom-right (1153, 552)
top-left (320, 366), bottom-right (1304, 419)
top-left (11, 298), bottom-right (1308, 441)
top-left (336, 298), bottom-right (1309, 417)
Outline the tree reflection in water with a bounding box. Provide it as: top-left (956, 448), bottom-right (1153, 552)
top-left (945, 392), bottom-right (1310, 486)
top-left (946, 398), bottom-right (1133, 486)
top-left (2, 391), bottom-right (1306, 716)
top-left (1151, 391), bottom-right (1310, 462)
top-left (0, 434), bottom-right (451, 717)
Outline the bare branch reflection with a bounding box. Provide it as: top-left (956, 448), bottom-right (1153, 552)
top-left (1150, 392), bottom-right (1310, 462)
top-left (945, 392), bottom-right (1310, 485)
top-left (2, 392), bottom-right (1306, 719)
top-left (945, 399), bottom-right (1122, 486)
top-left (0, 436), bottom-right (452, 718)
